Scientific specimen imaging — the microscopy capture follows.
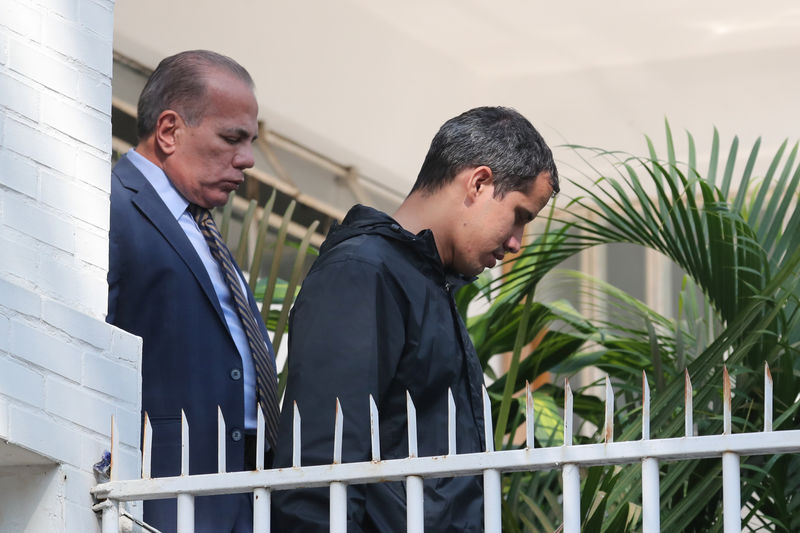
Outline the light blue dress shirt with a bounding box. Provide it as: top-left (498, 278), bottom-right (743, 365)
top-left (127, 149), bottom-right (258, 430)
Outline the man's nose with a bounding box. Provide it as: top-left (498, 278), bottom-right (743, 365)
top-left (505, 229), bottom-right (522, 254)
top-left (505, 227), bottom-right (524, 254)
top-left (233, 144), bottom-right (255, 170)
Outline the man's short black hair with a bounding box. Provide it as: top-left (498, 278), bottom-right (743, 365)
top-left (136, 50), bottom-right (254, 139)
top-left (411, 106), bottom-right (558, 197)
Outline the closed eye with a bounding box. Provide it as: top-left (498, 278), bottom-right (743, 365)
top-left (220, 128), bottom-right (258, 145)
top-left (516, 208), bottom-right (534, 225)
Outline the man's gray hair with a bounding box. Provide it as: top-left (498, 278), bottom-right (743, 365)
top-left (411, 106), bottom-right (559, 197)
top-left (136, 50), bottom-right (254, 139)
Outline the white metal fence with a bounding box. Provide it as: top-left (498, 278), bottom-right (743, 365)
top-left (92, 364), bottom-right (800, 532)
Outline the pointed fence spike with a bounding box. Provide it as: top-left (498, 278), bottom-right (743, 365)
top-left (142, 412), bottom-right (152, 479)
top-left (369, 395), bottom-right (381, 461)
top-left (333, 398), bottom-right (343, 464)
top-left (482, 386), bottom-right (494, 453)
top-left (181, 409), bottom-right (190, 476)
top-left (604, 375), bottom-right (614, 443)
top-left (525, 381), bottom-right (535, 449)
top-left (642, 371), bottom-right (651, 440)
top-left (764, 362), bottom-right (773, 432)
top-left (684, 370), bottom-right (693, 437)
top-left (723, 365), bottom-right (732, 435)
top-left (564, 378), bottom-right (573, 446)
top-left (110, 415), bottom-right (118, 481)
top-left (256, 405), bottom-right (265, 470)
top-left (406, 391), bottom-right (418, 458)
top-left (292, 401), bottom-right (301, 467)
top-left (447, 388), bottom-right (457, 456)
top-left (217, 407), bottom-right (226, 473)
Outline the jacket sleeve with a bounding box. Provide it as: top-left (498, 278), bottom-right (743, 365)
top-left (272, 256), bottom-right (406, 531)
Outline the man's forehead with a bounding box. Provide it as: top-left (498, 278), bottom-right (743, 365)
top-left (520, 172), bottom-right (555, 210)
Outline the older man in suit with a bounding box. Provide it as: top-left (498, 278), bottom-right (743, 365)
top-left (107, 50), bottom-right (278, 533)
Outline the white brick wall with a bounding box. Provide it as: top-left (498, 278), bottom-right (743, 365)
top-left (1, 0), bottom-right (116, 320)
top-left (0, 1), bottom-right (143, 532)
top-left (0, 280), bottom-right (143, 532)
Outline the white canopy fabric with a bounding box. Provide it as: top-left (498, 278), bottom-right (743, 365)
top-left (114, 1), bottom-right (800, 196)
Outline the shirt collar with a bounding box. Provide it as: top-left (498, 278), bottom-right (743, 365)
top-left (126, 148), bottom-right (189, 220)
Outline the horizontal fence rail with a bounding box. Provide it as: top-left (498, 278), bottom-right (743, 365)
top-left (93, 363), bottom-right (800, 533)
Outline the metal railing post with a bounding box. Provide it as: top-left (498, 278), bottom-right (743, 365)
top-left (176, 493), bottom-right (194, 533)
top-left (94, 499), bottom-right (120, 533)
top-left (253, 488), bottom-right (271, 533)
top-left (641, 372), bottom-right (660, 532)
top-left (406, 475), bottom-right (424, 532)
top-left (562, 464), bottom-right (581, 533)
top-left (722, 452), bottom-right (741, 532)
top-left (641, 458), bottom-right (660, 532)
top-left (483, 469), bottom-right (502, 533)
top-left (330, 482), bottom-right (347, 533)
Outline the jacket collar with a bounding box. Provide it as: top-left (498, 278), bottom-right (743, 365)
top-left (326, 204), bottom-right (475, 288)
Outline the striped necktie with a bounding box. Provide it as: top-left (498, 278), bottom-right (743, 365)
top-left (188, 204), bottom-right (279, 450)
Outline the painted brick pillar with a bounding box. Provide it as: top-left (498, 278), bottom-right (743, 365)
top-left (0, 1), bottom-right (142, 532)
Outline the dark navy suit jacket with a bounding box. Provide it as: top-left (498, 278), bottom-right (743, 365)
top-left (107, 153), bottom-right (275, 532)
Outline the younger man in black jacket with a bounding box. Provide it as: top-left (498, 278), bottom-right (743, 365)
top-left (273, 106), bottom-right (558, 531)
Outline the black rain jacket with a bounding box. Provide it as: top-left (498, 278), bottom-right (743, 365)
top-left (272, 204), bottom-right (486, 531)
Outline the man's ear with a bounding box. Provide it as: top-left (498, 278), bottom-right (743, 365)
top-left (465, 166), bottom-right (494, 201)
top-left (153, 110), bottom-right (181, 156)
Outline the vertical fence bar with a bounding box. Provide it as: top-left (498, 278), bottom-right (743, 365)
top-left (483, 469), bottom-right (502, 533)
top-left (406, 476), bottom-right (424, 533)
top-left (525, 382), bottom-right (535, 449)
top-left (764, 362), bottom-right (773, 432)
top-left (218, 407), bottom-right (226, 473)
top-left (562, 464), bottom-right (580, 533)
top-left (177, 410), bottom-right (194, 533)
top-left (142, 413), bottom-right (152, 480)
top-left (447, 388), bottom-right (457, 456)
top-left (369, 395), bottom-right (381, 461)
top-left (177, 493), bottom-right (195, 533)
top-left (564, 379), bottom-right (573, 446)
top-left (603, 376), bottom-right (614, 443)
top-left (406, 392), bottom-right (424, 532)
top-left (722, 452), bottom-right (741, 532)
top-left (292, 402), bottom-right (301, 467)
top-left (721, 367), bottom-right (741, 532)
top-left (253, 488), bottom-right (270, 533)
top-left (330, 483), bottom-right (347, 533)
top-left (562, 380), bottom-right (580, 533)
top-left (180, 410), bottom-right (190, 476)
top-left (723, 366), bottom-right (732, 435)
top-left (642, 459), bottom-right (660, 532)
top-left (641, 372), bottom-right (660, 533)
top-left (256, 406), bottom-right (265, 471)
top-left (684, 370), bottom-right (693, 437)
top-left (252, 407), bottom-right (270, 532)
top-left (482, 386), bottom-right (501, 533)
top-left (330, 399), bottom-right (346, 533)
top-left (99, 500), bottom-right (120, 533)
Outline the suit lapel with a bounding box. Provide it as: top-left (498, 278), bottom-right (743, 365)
top-left (113, 155), bottom-right (228, 327)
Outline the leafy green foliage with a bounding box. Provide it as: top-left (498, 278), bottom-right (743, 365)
top-left (466, 122), bottom-right (800, 531)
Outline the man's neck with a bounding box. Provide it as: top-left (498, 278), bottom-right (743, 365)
top-left (133, 140), bottom-right (164, 169)
top-left (393, 189), bottom-right (457, 268)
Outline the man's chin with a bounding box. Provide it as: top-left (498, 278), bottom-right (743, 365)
top-left (204, 191), bottom-right (234, 209)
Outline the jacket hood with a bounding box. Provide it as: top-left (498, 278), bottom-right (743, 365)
top-left (322, 204), bottom-right (474, 287)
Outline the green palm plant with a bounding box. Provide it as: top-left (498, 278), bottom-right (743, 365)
top-left (467, 122), bottom-right (800, 531)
